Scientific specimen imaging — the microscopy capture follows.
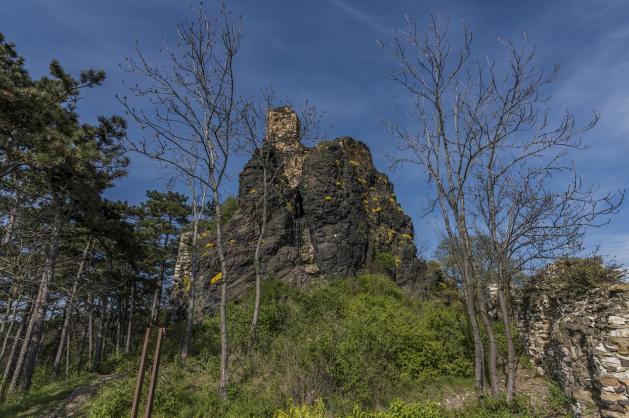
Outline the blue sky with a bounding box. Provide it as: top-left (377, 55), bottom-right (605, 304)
top-left (2, 0), bottom-right (628, 264)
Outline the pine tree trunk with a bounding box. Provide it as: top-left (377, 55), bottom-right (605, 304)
top-left (53, 236), bottom-right (92, 372)
top-left (101, 299), bottom-right (111, 361)
top-left (0, 295), bottom-right (14, 338)
top-left (65, 328), bottom-right (70, 378)
top-left (149, 286), bottom-right (160, 327)
top-left (0, 202), bottom-right (17, 247)
top-left (9, 199), bottom-right (62, 392)
top-left (125, 283), bottom-right (134, 355)
top-left (115, 299), bottom-right (121, 354)
top-left (87, 294), bottom-right (94, 365)
top-left (0, 298), bottom-right (19, 367)
top-left (92, 298), bottom-right (104, 372)
top-left (77, 318), bottom-right (87, 371)
top-left (0, 303), bottom-right (29, 396)
top-left (150, 233), bottom-right (170, 327)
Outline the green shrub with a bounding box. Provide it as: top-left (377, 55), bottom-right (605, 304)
top-left (88, 376), bottom-right (133, 418)
top-left (87, 274), bottom-right (475, 417)
top-left (274, 399), bottom-right (327, 418)
top-left (370, 252), bottom-right (397, 278)
top-left (531, 257), bottom-right (622, 295)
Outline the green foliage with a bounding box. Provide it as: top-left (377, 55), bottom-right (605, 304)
top-left (274, 396), bottom-right (562, 418)
top-left (531, 256), bottom-right (622, 296)
top-left (369, 251), bottom-right (397, 278)
top-left (197, 196), bottom-right (239, 233)
top-left (274, 399), bottom-right (327, 418)
top-left (88, 377), bottom-right (133, 418)
top-left (87, 274), bottom-right (474, 417)
top-left (366, 399), bottom-right (443, 418)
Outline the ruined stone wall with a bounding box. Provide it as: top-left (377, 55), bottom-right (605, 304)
top-left (266, 106), bottom-right (304, 188)
top-left (520, 267), bottom-right (629, 417)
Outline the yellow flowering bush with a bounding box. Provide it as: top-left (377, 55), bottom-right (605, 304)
top-left (210, 272), bottom-right (222, 285)
top-left (324, 195), bottom-right (332, 201)
top-left (273, 399), bottom-right (326, 418)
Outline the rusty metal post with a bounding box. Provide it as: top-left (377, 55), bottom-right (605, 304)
top-left (144, 327), bottom-right (165, 418)
top-left (131, 328), bottom-right (151, 418)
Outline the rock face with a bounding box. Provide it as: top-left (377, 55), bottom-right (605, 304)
top-left (175, 106), bottom-right (427, 317)
top-left (520, 262), bottom-right (629, 417)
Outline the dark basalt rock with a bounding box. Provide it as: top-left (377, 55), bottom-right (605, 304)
top-left (174, 107), bottom-right (428, 317)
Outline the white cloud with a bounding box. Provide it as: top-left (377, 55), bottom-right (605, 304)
top-left (326, 0), bottom-right (390, 34)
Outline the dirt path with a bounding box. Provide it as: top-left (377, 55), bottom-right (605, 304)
top-left (440, 365), bottom-right (552, 410)
top-left (38, 373), bottom-right (121, 418)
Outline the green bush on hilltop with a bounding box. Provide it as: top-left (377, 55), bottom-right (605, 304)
top-left (87, 273), bottom-right (567, 417)
top-left (88, 273), bottom-right (474, 417)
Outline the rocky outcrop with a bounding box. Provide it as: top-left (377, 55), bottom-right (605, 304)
top-left (174, 106), bottom-right (427, 317)
top-left (520, 261), bottom-right (629, 417)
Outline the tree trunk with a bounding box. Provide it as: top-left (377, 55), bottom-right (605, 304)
top-left (216, 196), bottom-right (229, 400)
top-left (181, 221), bottom-right (199, 360)
top-left (92, 298), bottom-right (104, 372)
top-left (9, 199), bottom-right (62, 392)
top-left (87, 294), bottom-right (94, 365)
top-left (53, 236), bottom-right (92, 372)
top-left (0, 295), bottom-right (14, 338)
top-left (457, 219), bottom-right (486, 397)
top-left (497, 283), bottom-right (516, 400)
top-left (251, 165), bottom-right (268, 335)
top-left (0, 303), bottom-right (29, 397)
top-left (0, 202), bottom-right (17, 247)
top-left (462, 275), bottom-right (485, 395)
top-left (115, 299), bottom-right (121, 354)
top-left (150, 232), bottom-right (170, 327)
top-left (0, 298), bottom-right (19, 366)
top-left (101, 299), bottom-right (111, 361)
top-left (149, 284), bottom-right (161, 327)
top-left (65, 327), bottom-right (70, 378)
top-left (476, 279), bottom-right (499, 397)
top-left (77, 317), bottom-right (87, 371)
top-left (125, 283), bottom-right (134, 355)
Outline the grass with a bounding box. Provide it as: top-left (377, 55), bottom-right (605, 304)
top-left (0, 373), bottom-right (96, 418)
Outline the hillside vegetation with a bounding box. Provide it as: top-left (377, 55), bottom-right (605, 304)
top-left (75, 274), bottom-right (567, 417)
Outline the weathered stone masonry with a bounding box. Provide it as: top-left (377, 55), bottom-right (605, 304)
top-left (520, 264), bottom-right (629, 417)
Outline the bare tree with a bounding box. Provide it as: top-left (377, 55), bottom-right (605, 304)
top-left (469, 38), bottom-right (623, 400)
top-left (119, 4), bottom-right (242, 398)
top-left (181, 176), bottom-right (207, 359)
top-left (386, 15), bottom-right (491, 395)
top-left (387, 14), bottom-right (623, 400)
